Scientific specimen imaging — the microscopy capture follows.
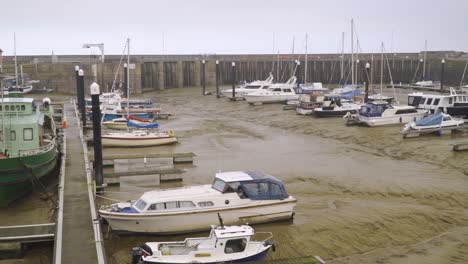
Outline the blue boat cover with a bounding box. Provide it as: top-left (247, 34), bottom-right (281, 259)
top-left (119, 206), bottom-right (139, 213)
top-left (127, 120), bottom-right (159, 129)
top-left (415, 113), bottom-right (443, 126)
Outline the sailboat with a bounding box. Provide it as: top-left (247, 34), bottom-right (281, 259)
top-left (101, 39), bottom-right (177, 147)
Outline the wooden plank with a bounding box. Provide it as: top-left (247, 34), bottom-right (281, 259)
top-left (90, 152), bottom-right (195, 161)
top-left (104, 168), bottom-right (185, 178)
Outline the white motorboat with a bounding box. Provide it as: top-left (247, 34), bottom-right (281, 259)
top-left (350, 101), bottom-right (428, 127)
top-left (313, 99), bottom-right (360, 117)
top-left (221, 75), bottom-right (274, 98)
top-left (401, 113), bottom-right (464, 136)
top-left (102, 116), bottom-right (156, 130)
top-left (244, 76), bottom-right (298, 104)
top-left (368, 93), bottom-right (394, 104)
top-left (407, 88), bottom-right (468, 117)
top-left (99, 171), bottom-right (297, 234)
top-left (414, 80), bottom-right (437, 87)
top-left (131, 224), bottom-right (274, 264)
top-left (299, 82), bottom-right (329, 93)
top-left (102, 130), bottom-right (176, 147)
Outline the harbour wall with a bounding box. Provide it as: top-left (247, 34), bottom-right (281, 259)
top-left (1, 51), bottom-right (467, 94)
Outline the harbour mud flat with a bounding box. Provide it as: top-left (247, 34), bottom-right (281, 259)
top-left (96, 87), bottom-right (467, 264)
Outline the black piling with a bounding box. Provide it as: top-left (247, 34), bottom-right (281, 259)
top-left (296, 60), bottom-right (301, 88)
top-left (123, 63), bottom-right (128, 98)
top-left (202, 60), bottom-right (206, 95)
top-left (441, 59), bottom-right (445, 90)
top-left (78, 69), bottom-right (86, 128)
top-left (90, 82), bottom-right (103, 188)
top-left (216, 60), bottom-right (220, 98)
top-left (231, 62), bottom-right (236, 99)
top-left (365, 62), bottom-right (370, 103)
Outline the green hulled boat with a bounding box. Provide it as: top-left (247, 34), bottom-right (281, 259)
top-left (0, 95), bottom-right (59, 207)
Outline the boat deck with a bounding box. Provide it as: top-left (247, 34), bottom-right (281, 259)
top-left (61, 102), bottom-right (100, 263)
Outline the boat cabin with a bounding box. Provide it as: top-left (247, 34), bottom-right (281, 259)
top-left (408, 88), bottom-right (468, 112)
top-left (0, 98), bottom-right (53, 157)
top-left (212, 171), bottom-right (290, 200)
top-left (359, 102), bottom-right (417, 117)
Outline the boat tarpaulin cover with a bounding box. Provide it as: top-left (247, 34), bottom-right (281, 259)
top-left (127, 120), bottom-right (159, 129)
top-left (415, 113), bottom-right (443, 126)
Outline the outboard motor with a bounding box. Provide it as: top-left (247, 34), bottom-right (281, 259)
top-left (130, 247), bottom-right (143, 264)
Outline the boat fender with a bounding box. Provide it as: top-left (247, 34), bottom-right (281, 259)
top-left (138, 243), bottom-right (153, 256)
top-left (168, 130), bottom-right (175, 137)
top-left (264, 239), bottom-right (276, 252)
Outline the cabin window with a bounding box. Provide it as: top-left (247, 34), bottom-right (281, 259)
top-left (0, 105), bottom-right (2, 111)
top-left (449, 98), bottom-right (453, 104)
top-left (433, 99), bottom-right (440, 105)
top-left (420, 98), bottom-right (426, 104)
top-left (5, 105), bottom-right (9, 111)
top-left (179, 201), bottom-right (196, 208)
top-left (272, 88), bottom-right (281, 92)
top-left (21, 105), bottom-right (25, 111)
top-left (426, 98), bottom-right (433, 105)
top-left (23, 128), bottom-right (33, 141)
top-left (10, 131), bottom-right (16, 141)
top-left (262, 86), bottom-right (269, 89)
top-left (198, 201), bottom-right (214, 207)
top-left (245, 85), bottom-right (261, 89)
top-left (148, 203), bottom-right (165, 211)
top-left (283, 89), bottom-right (292, 92)
top-left (212, 179), bottom-right (227, 192)
top-left (165, 201), bottom-right (178, 209)
top-left (395, 109), bottom-right (417, 115)
top-left (134, 199), bottom-right (147, 211)
top-left (224, 238), bottom-right (247, 254)
top-left (226, 182), bottom-right (240, 193)
top-left (16, 105), bottom-right (20, 111)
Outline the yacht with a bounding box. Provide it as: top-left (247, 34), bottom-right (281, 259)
top-left (99, 171), bottom-right (297, 234)
top-left (132, 225), bottom-right (274, 264)
top-left (244, 76), bottom-right (298, 104)
top-left (408, 88), bottom-right (468, 117)
top-left (352, 101), bottom-right (428, 127)
top-left (313, 98), bottom-right (360, 117)
top-left (221, 75), bottom-right (273, 98)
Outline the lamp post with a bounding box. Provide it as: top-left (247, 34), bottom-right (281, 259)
top-left (231, 62), bottom-right (236, 99)
top-left (215, 60), bottom-right (220, 98)
top-left (202, 60), bottom-right (206, 95)
top-left (441, 59), bottom-right (445, 90)
top-left (365, 63), bottom-right (370, 103)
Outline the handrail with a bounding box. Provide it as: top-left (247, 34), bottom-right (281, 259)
top-left (18, 138), bottom-right (56, 157)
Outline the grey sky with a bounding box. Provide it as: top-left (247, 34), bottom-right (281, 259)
top-left (1, 0), bottom-right (467, 56)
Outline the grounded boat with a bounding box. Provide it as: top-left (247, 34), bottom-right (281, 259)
top-left (99, 171), bottom-right (297, 234)
top-left (349, 101), bottom-right (428, 127)
top-left (102, 116), bottom-right (157, 130)
top-left (244, 76), bottom-right (298, 104)
top-left (298, 82), bottom-right (329, 94)
top-left (313, 98), bottom-right (360, 117)
top-left (295, 94), bottom-right (324, 115)
top-left (407, 88), bottom-right (468, 117)
top-left (401, 113), bottom-right (464, 136)
top-left (221, 75), bottom-right (274, 98)
top-left (0, 97), bottom-right (59, 206)
top-left (132, 224), bottom-right (274, 264)
top-left (102, 129), bottom-right (176, 147)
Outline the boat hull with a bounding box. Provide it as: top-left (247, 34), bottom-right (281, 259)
top-left (102, 136), bottom-right (177, 147)
top-left (0, 146), bottom-right (58, 207)
top-left (447, 105), bottom-right (468, 118)
top-left (296, 108), bottom-right (314, 115)
top-left (245, 95), bottom-right (299, 104)
top-left (143, 247), bottom-right (270, 264)
top-left (360, 112), bottom-right (427, 127)
top-left (102, 122), bottom-right (128, 130)
top-left (100, 200), bottom-right (296, 234)
top-left (314, 109), bottom-right (358, 117)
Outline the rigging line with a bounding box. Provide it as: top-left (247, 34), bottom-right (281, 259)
top-left (382, 44), bottom-right (399, 105)
top-left (460, 60), bottom-right (468, 87)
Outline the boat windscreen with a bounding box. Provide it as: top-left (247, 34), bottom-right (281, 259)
top-left (134, 199), bottom-right (147, 211)
top-left (245, 85), bottom-right (261, 89)
top-left (212, 179), bottom-right (227, 193)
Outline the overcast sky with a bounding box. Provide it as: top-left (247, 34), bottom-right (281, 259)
top-left (1, 0), bottom-right (467, 56)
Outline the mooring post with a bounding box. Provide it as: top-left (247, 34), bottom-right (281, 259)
top-left (441, 59), bottom-right (445, 90)
top-left (78, 69), bottom-right (86, 128)
top-left (202, 60), bottom-right (206, 95)
top-left (296, 60), bottom-right (301, 88)
top-left (90, 82), bottom-right (103, 189)
top-left (231, 62), bottom-right (236, 99)
top-left (216, 60), bottom-right (220, 98)
top-left (75, 65), bottom-right (80, 95)
top-left (365, 62), bottom-right (370, 103)
top-left (123, 63), bottom-right (128, 98)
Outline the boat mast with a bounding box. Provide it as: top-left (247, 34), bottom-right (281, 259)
top-left (290, 36), bottom-right (295, 77)
top-left (380, 42), bottom-right (384, 95)
top-left (14, 33), bottom-right (19, 89)
top-left (351, 19), bottom-right (354, 86)
top-left (276, 51), bottom-right (280, 81)
top-left (341, 32), bottom-right (344, 82)
top-left (460, 59), bottom-right (468, 87)
top-left (304, 33), bottom-right (308, 84)
top-left (422, 40), bottom-right (427, 80)
top-left (126, 38), bottom-right (130, 119)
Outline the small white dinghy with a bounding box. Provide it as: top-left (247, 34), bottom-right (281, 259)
top-left (102, 130), bottom-right (177, 147)
top-left (401, 113), bottom-right (464, 137)
top-left (130, 221), bottom-right (275, 264)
